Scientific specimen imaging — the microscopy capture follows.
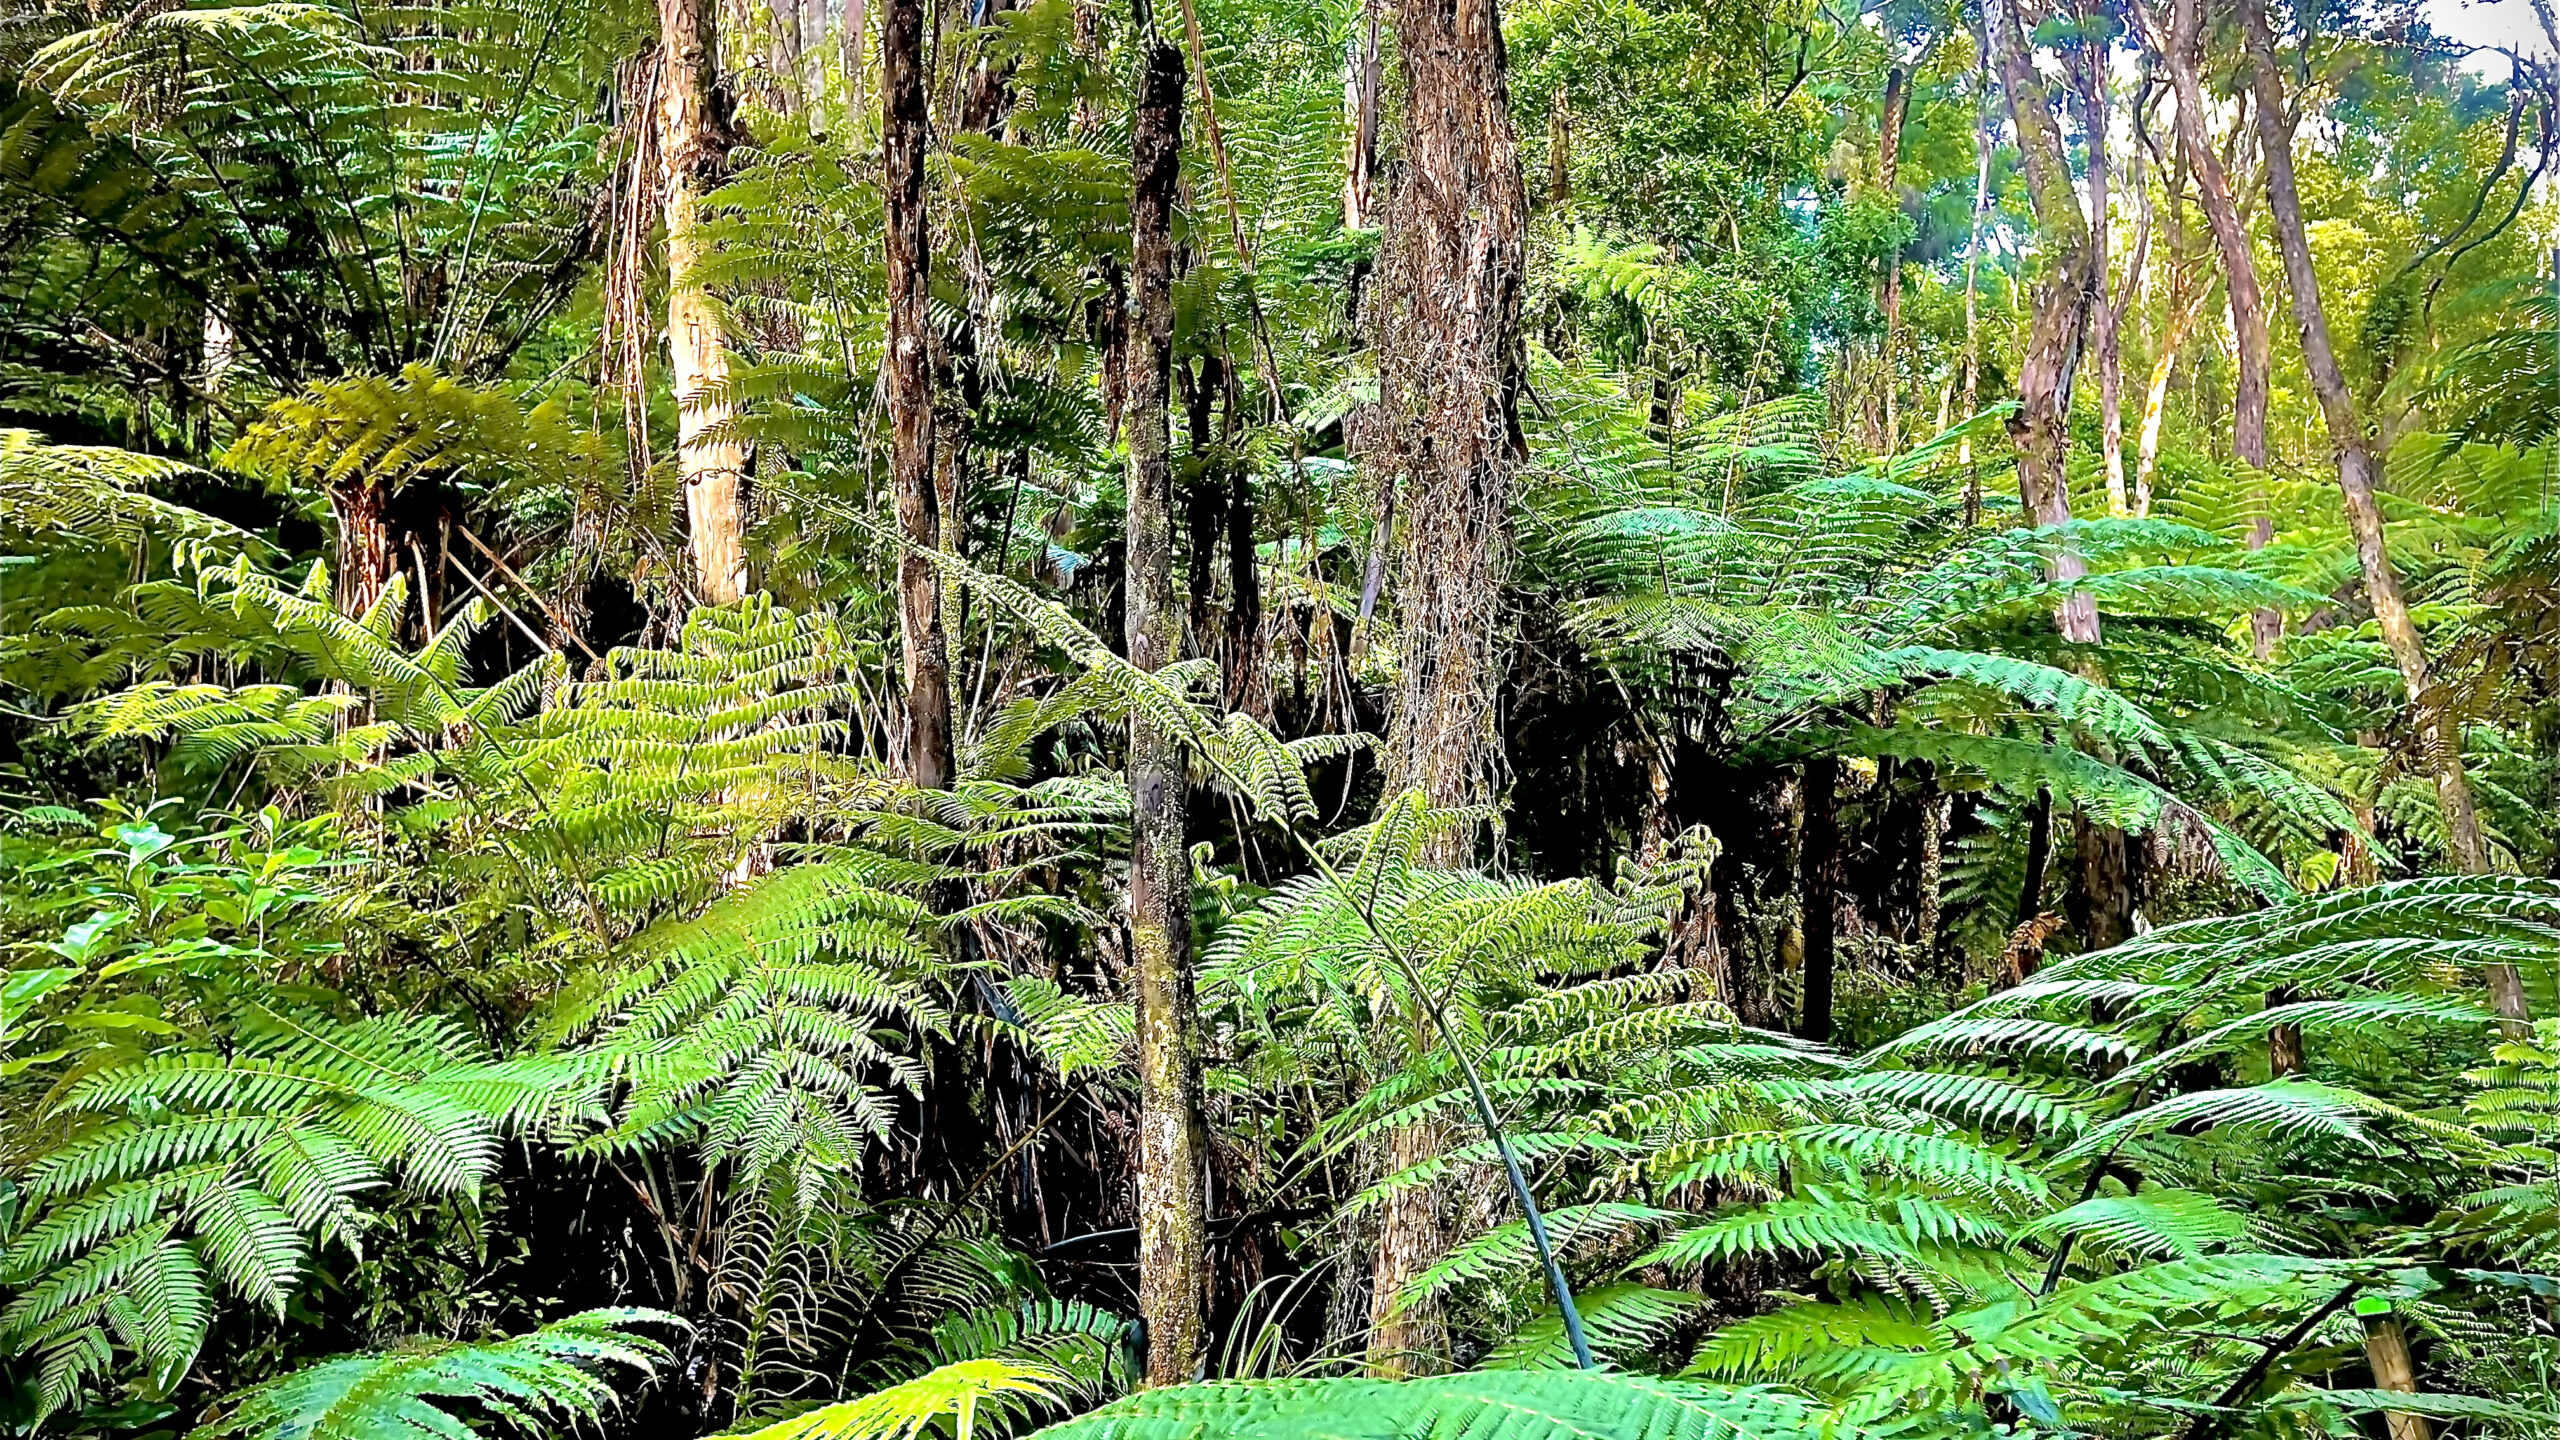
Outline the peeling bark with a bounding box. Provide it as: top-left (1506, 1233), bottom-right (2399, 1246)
top-left (1987, 0), bottom-right (2101, 644)
top-left (660, 0), bottom-right (749, 605)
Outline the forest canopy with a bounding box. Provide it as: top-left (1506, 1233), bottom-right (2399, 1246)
top-left (1, 1), bottom-right (2556, 1439)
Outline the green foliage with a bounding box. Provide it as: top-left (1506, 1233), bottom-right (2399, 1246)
top-left (191, 1309), bottom-right (679, 1440)
top-left (1036, 1370), bottom-right (1860, 1440)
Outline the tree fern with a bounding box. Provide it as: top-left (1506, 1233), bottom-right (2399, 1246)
top-left (190, 1309), bottom-right (678, 1440)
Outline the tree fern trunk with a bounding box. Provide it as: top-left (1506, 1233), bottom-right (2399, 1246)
top-left (884, 0), bottom-right (952, 789)
top-left (2360, 1314), bottom-right (2435, 1440)
top-left (1798, 755), bottom-right (1839, 1044)
top-left (1125, 24), bottom-right (1208, 1388)
top-left (1986, 0), bottom-right (2099, 645)
top-left (1368, 1117), bottom-right (1450, 1375)
top-left (659, 0), bottom-right (749, 606)
top-left (1371, 0), bottom-right (1531, 861)
top-left (330, 478), bottom-right (396, 620)
top-left (2237, 0), bottom-right (2505, 964)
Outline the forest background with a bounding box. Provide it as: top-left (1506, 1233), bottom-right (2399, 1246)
top-left (2, 0), bottom-right (2559, 1439)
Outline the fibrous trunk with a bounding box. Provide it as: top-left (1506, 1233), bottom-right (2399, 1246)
top-left (1370, 0), bottom-right (1531, 857)
top-left (660, 0), bottom-right (749, 605)
top-left (1361, 0), bottom-right (1530, 1374)
top-left (332, 479), bottom-right (396, 620)
top-left (1987, 0), bottom-right (2100, 644)
top-left (1124, 24), bottom-right (1207, 1389)
top-left (884, 0), bottom-right (952, 789)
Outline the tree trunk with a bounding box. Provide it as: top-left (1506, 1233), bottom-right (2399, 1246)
top-left (1959, 28), bottom-right (1993, 518)
top-left (2016, 786), bottom-right (2055, 926)
top-left (2137, 0), bottom-right (2279, 648)
top-left (331, 479), bottom-right (396, 620)
top-left (1124, 24), bottom-right (1207, 1390)
top-left (884, 0), bottom-right (952, 789)
top-left (1225, 461), bottom-right (1268, 717)
top-left (841, 0), bottom-right (868, 127)
top-left (2070, 807), bottom-right (2134, 951)
top-left (1361, 10), bottom-right (1529, 1364)
top-left (1987, 0), bottom-right (2101, 644)
top-left (2360, 1315), bottom-right (2434, 1440)
top-left (1371, 0), bottom-right (1531, 856)
top-left (2135, 296), bottom-right (2205, 517)
top-left (2074, 26), bottom-right (2130, 517)
top-left (2237, 0), bottom-right (2503, 936)
top-left (1346, 0), bottom-right (1382, 227)
top-left (660, 0), bottom-right (749, 605)
top-left (1877, 62), bottom-right (1909, 456)
top-left (1798, 755), bottom-right (1839, 1045)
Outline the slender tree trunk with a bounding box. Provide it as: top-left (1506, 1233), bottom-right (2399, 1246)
top-left (1226, 461), bottom-right (1268, 717)
top-left (1345, 0), bottom-right (1382, 228)
top-left (1372, 0), bottom-right (1531, 853)
top-left (841, 0), bottom-right (869, 126)
top-left (1878, 62), bottom-right (1910, 456)
top-left (1960, 27), bottom-right (1993, 518)
top-left (661, 0), bottom-right (749, 605)
top-left (2137, 0), bottom-right (2279, 647)
top-left (1545, 85), bottom-right (1569, 206)
top-left (2135, 297), bottom-right (2205, 515)
top-left (2237, 0), bottom-right (2502, 930)
top-left (1124, 21), bottom-right (1207, 1389)
top-left (1799, 755), bottom-right (1839, 1044)
top-left (1988, 0), bottom-right (2101, 644)
top-left (885, 0), bottom-right (952, 789)
top-left (2084, 49), bottom-right (2135, 517)
top-left (2017, 786), bottom-right (2055, 926)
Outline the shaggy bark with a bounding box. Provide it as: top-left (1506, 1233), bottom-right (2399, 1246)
top-left (2237, 0), bottom-right (2504, 945)
top-left (1124, 25), bottom-right (1208, 1389)
top-left (1370, 0), bottom-right (1531, 852)
top-left (1798, 755), bottom-right (1840, 1044)
top-left (331, 479), bottom-right (396, 620)
top-left (660, 0), bottom-right (749, 604)
top-left (1360, 0), bottom-right (1530, 1374)
top-left (884, 0), bottom-right (952, 789)
top-left (1987, 0), bottom-right (2100, 643)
